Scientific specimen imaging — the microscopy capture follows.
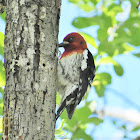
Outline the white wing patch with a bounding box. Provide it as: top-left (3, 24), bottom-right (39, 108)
top-left (81, 50), bottom-right (88, 71)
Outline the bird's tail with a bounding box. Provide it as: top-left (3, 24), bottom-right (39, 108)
top-left (56, 88), bottom-right (78, 120)
top-left (56, 100), bottom-right (76, 120)
top-left (66, 104), bottom-right (76, 119)
top-left (56, 99), bottom-right (66, 120)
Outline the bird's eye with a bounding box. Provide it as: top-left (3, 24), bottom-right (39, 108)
top-left (80, 41), bottom-right (83, 45)
top-left (68, 37), bottom-right (74, 43)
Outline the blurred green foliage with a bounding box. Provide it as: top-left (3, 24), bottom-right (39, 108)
top-left (0, 31), bottom-right (5, 136)
top-left (56, 0), bottom-right (140, 139)
top-left (0, 11), bottom-right (6, 22)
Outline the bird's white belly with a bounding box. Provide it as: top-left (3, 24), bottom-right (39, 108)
top-left (57, 53), bottom-right (82, 92)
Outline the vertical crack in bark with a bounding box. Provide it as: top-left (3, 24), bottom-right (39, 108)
top-left (33, 5), bottom-right (40, 80)
top-left (19, 26), bottom-right (24, 52)
top-left (34, 42), bottom-right (40, 71)
top-left (31, 81), bottom-right (33, 93)
top-left (33, 105), bottom-right (37, 113)
top-left (13, 56), bottom-right (19, 81)
top-left (43, 89), bottom-right (47, 104)
top-left (18, 0), bottom-right (22, 19)
top-left (56, 6), bottom-right (60, 26)
top-left (14, 91), bottom-right (18, 113)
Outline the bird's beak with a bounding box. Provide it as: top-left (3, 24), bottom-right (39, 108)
top-left (59, 41), bottom-right (69, 47)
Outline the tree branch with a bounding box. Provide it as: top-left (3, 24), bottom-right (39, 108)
top-left (136, 1), bottom-right (140, 9)
top-left (96, 107), bottom-right (140, 125)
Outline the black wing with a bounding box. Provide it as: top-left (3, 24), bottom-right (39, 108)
top-left (66, 50), bottom-right (95, 119)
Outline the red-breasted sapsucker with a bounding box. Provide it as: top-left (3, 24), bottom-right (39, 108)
top-left (56, 32), bottom-right (95, 120)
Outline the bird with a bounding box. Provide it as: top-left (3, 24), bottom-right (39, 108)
top-left (56, 32), bottom-right (95, 120)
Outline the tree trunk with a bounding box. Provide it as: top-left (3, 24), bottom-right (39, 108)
top-left (2, 0), bottom-right (61, 139)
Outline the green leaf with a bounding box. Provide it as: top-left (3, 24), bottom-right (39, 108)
top-left (98, 56), bottom-right (115, 65)
top-left (56, 92), bottom-right (61, 105)
top-left (0, 117), bottom-right (2, 133)
top-left (98, 14), bottom-right (112, 41)
top-left (115, 26), bottom-right (130, 40)
top-left (98, 41), bottom-right (116, 56)
top-left (91, 0), bottom-right (98, 5)
top-left (82, 117), bottom-right (103, 125)
top-left (98, 57), bottom-right (124, 76)
top-left (0, 61), bottom-right (5, 86)
top-left (0, 32), bottom-right (4, 57)
top-left (0, 99), bottom-right (3, 107)
top-left (98, 28), bottom-right (108, 41)
top-left (79, 32), bottom-right (97, 48)
top-left (121, 43), bottom-right (134, 53)
top-left (78, 3), bottom-right (94, 12)
top-left (72, 128), bottom-right (93, 140)
top-left (113, 63), bottom-right (123, 76)
top-left (0, 87), bottom-right (4, 95)
top-left (72, 17), bottom-right (99, 29)
top-left (61, 110), bottom-right (78, 131)
top-left (94, 73), bottom-right (111, 85)
top-left (115, 43), bottom-right (134, 55)
top-left (133, 53), bottom-right (140, 58)
top-left (132, 126), bottom-right (140, 132)
top-left (121, 125), bottom-right (127, 130)
top-left (94, 82), bottom-right (105, 97)
top-left (89, 117), bottom-right (103, 125)
top-left (108, 3), bottom-right (123, 13)
top-left (0, 11), bottom-right (6, 21)
top-left (75, 106), bottom-right (92, 121)
top-left (0, 103), bottom-right (3, 115)
top-left (0, 46), bottom-right (4, 57)
top-left (69, 0), bottom-right (80, 4)
top-left (119, 17), bottom-right (140, 46)
top-left (0, 32), bottom-right (5, 48)
top-left (112, 120), bottom-right (116, 125)
top-left (99, 42), bottom-right (134, 57)
top-left (69, 0), bottom-right (95, 12)
top-left (105, 3), bottom-right (123, 25)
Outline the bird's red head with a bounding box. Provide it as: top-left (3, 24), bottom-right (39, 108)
top-left (59, 32), bottom-right (87, 58)
top-left (59, 32), bottom-right (87, 50)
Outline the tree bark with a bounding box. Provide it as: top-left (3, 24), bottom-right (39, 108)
top-left (2, 0), bottom-right (61, 139)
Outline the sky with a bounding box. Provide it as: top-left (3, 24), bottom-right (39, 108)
top-left (1, 0), bottom-right (140, 139)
